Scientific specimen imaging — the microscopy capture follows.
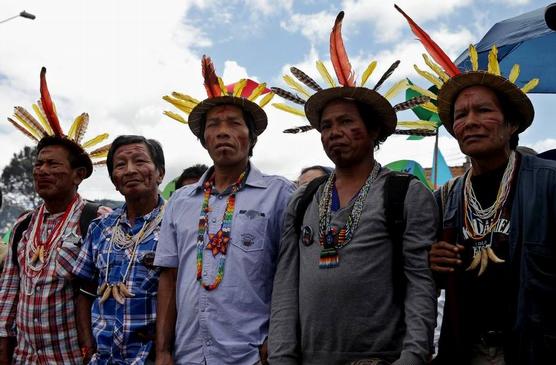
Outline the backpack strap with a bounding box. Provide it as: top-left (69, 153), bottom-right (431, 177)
top-left (294, 175), bottom-right (329, 235)
top-left (79, 201), bottom-right (101, 237)
top-left (11, 213), bottom-right (32, 267)
top-left (384, 171), bottom-right (415, 303)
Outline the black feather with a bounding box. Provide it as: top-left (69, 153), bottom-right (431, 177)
top-left (271, 87), bottom-right (306, 105)
top-left (393, 95), bottom-right (430, 112)
top-left (373, 60), bottom-right (401, 91)
top-left (290, 67), bottom-right (322, 91)
top-left (283, 125), bottom-right (314, 134)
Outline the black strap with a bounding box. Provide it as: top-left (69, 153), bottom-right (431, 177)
top-left (294, 175), bottom-right (329, 235)
top-left (384, 172), bottom-right (415, 303)
top-left (11, 202), bottom-right (100, 268)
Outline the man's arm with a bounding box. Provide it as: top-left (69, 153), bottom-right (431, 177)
top-left (75, 280), bottom-right (97, 364)
top-left (155, 268), bottom-right (177, 365)
top-left (393, 180), bottom-right (438, 365)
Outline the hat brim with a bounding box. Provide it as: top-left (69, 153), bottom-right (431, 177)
top-left (304, 87), bottom-right (397, 136)
top-left (438, 71), bottom-right (534, 136)
top-left (188, 96), bottom-right (268, 139)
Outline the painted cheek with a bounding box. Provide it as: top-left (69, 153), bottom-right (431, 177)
top-left (350, 126), bottom-right (367, 140)
top-left (453, 122), bottom-right (465, 137)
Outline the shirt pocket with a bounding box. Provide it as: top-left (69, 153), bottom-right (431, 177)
top-left (55, 239), bottom-right (82, 278)
top-left (230, 210), bottom-right (268, 252)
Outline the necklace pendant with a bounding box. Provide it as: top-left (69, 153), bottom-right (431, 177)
top-left (324, 226), bottom-right (338, 248)
top-left (319, 246), bottom-right (340, 269)
top-left (31, 247), bottom-right (41, 264)
top-left (301, 226), bottom-right (314, 246)
top-left (38, 246), bottom-right (45, 263)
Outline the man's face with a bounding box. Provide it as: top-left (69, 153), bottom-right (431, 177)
top-left (111, 143), bottom-right (163, 200)
top-left (320, 99), bottom-right (377, 168)
top-left (33, 145), bottom-right (85, 201)
top-left (452, 86), bottom-right (517, 158)
top-left (204, 105), bottom-right (251, 168)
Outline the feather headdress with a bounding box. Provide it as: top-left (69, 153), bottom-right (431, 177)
top-left (395, 4), bottom-right (539, 135)
top-left (7, 68), bottom-right (111, 174)
top-left (163, 55), bottom-right (274, 138)
top-left (270, 11), bottom-right (430, 136)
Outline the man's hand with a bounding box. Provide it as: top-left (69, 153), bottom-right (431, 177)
top-left (430, 241), bottom-right (464, 272)
top-left (155, 351), bottom-right (174, 365)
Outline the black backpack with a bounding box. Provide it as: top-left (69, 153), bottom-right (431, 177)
top-left (294, 172), bottom-right (415, 302)
top-left (10, 202), bottom-right (100, 267)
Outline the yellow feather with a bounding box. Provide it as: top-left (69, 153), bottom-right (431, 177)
top-left (422, 54), bottom-right (449, 81)
top-left (272, 103), bottom-right (306, 117)
top-left (82, 133), bottom-right (109, 149)
top-left (217, 77), bottom-right (228, 96)
top-left (487, 45), bottom-right (500, 76)
top-left (283, 75), bottom-right (311, 98)
top-left (469, 44), bottom-right (479, 72)
top-left (163, 111), bottom-right (187, 124)
top-left (397, 120), bottom-right (438, 130)
top-left (89, 144), bottom-right (111, 157)
top-left (90, 150), bottom-right (108, 159)
top-left (248, 82), bottom-right (267, 101)
top-left (407, 84), bottom-right (438, 100)
top-left (32, 103), bottom-right (53, 135)
top-left (7, 117), bottom-right (40, 141)
top-left (67, 113), bottom-right (87, 141)
top-left (508, 64), bottom-right (520, 83)
top-left (233, 79), bottom-right (248, 97)
top-left (74, 113), bottom-right (89, 144)
top-left (360, 60), bottom-right (377, 87)
top-left (414, 65), bottom-right (443, 89)
top-left (163, 96), bottom-right (194, 114)
top-left (258, 92), bottom-right (275, 108)
top-left (420, 102), bottom-right (438, 113)
top-left (14, 107), bottom-right (46, 137)
top-left (14, 114), bottom-right (42, 140)
top-left (521, 78), bottom-right (539, 93)
top-left (384, 79), bottom-right (409, 100)
top-left (316, 60), bottom-right (337, 88)
top-left (171, 92), bottom-right (200, 105)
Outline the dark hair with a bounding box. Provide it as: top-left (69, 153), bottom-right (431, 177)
top-left (198, 106), bottom-right (258, 156)
top-left (175, 164), bottom-right (209, 189)
top-left (106, 135), bottom-right (165, 179)
top-left (300, 165), bottom-right (332, 176)
top-left (37, 135), bottom-right (93, 178)
top-left (494, 91), bottom-right (520, 150)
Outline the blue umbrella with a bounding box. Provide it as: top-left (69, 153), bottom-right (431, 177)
top-left (455, 3), bottom-right (556, 93)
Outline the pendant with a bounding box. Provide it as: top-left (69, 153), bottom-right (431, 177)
top-left (319, 247), bottom-right (340, 269)
top-left (301, 226), bottom-right (314, 246)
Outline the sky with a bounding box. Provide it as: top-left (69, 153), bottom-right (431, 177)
top-left (0, 0), bottom-right (554, 200)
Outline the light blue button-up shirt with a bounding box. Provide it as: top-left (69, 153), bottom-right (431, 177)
top-left (154, 162), bottom-right (294, 365)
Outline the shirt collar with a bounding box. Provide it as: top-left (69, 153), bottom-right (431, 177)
top-left (120, 194), bottom-right (165, 226)
top-left (187, 161), bottom-right (267, 196)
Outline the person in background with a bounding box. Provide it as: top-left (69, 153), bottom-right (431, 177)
top-left (174, 164), bottom-right (208, 190)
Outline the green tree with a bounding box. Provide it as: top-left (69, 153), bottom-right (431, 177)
top-left (1, 146), bottom-right (40, 208)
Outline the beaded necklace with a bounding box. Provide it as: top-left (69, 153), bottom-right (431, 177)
top-left (463, 151), bottom-right (516, 240)
top-left (318, 162), bottom-right (380, 269)
top-left (196, 170), bottom-right (246, 290)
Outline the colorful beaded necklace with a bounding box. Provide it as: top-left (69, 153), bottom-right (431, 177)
top-left (318, 162), bottom-right (380, 269)
top-left (196, 170), bottom-right (246, 290)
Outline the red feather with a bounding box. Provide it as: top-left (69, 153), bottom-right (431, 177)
top-left (395, 5), bottom-right (460, 77)
top-left (330, 11), bottom-right (355, 87)
top-left (40, 67), bottom-right (64, 136)
top-left (201, 55), bottom-right (222, 98)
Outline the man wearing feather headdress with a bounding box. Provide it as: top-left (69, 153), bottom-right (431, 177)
top-left (396, 6), bottom-right (556, 365)
top-left (0, 68), bottom-right (111, 364)
top-left (269, 11), bottom-right (437, 365)
top-left (154, 56), bottom-right (294, 364)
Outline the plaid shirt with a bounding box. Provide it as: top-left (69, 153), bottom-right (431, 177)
top-left (0, 196), bottom-right (87, 364)
top-left (73, 197), bottom-right (164, 364)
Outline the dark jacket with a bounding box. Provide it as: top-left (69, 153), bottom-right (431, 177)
top-left (433, 154), bottom-right (556, 365)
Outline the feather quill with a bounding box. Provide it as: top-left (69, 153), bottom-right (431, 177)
top-left (521, 78), bottom-right (539, 93)
top-left (7, 117), bottom-right (39, 142)
top-left (414, 65), bottom-right (443, 88)
top-left (487, 45), bottom-right (501, 76)
top-left (395, 5), bottom-right (460, 77)
top-left (201, 55), bottom-right (222, 98)
top-left (171, 92), bottom-right (200, 105)
top-left (14, 107), bottom-right (47, 137)
top-left (397, 120), bottom-right (437, 130)
top-left (73, 113), bottom-right (89, 144)
top-left (32, 103), bottom-right (53, 135)
top-left (316, 60), bottom-right (337, 87)
top-left (394, 128), bottom-right (436, 136)
top-left (89, 144), bottom-right (111, 157)
top-left (163, 96), bottom-right (195, 114)
top-left (360, 61), bottom-right (377, 87)
top-left (330, 11), bottom-right (355, 87)
top-left (40, 67), bottom-right (64, 136)
top-left (163, 111), bottom-right (187, 124)
top-left (233, 79), bottom-right (248, 97)
top-left (272, 103), bottom-right (306, 117)
top-left (393, 96), bottom-right (430, 112)
top-left (217, 77), bottom-right (228, 96)
top-left (290, 67), bottom-right (322, 91)
top-left (13, 114), bottom-right (42, 140)
top-left (258, 92), bottom-right (275, 108)
top-left (508, 64), bottom-right (520, 83)
top-left (82, 133), bottom-right (109, 149)
top-left (373, 60), bottom-right (400, 91)
top-left (384, 79), bottom-right (409, 100)
top-left (270, 87), bottom-right (306, 105)
top-left (67, 113), bottom-right (88, 142)
top-left (407, 83), bottom-right (438, 100)
top-left (422, 54), bottom-right (449, 81)
top-left (283, 75), bottom-right (311, 98)
top-left (469, 44), bottom-right (479, 71)
top-left (283, 125), bottom-right (314, 134)
top-left (248, 82), bottom-right (268, 101)
top-left (420, 101), bottom-right (439, 113)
